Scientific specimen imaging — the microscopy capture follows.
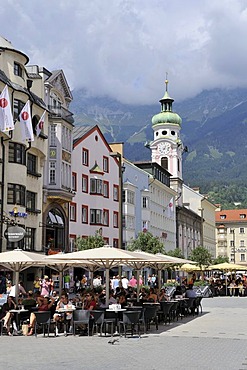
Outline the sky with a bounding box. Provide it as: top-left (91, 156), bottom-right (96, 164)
top-left (1, 0), bottom-right (247, 105)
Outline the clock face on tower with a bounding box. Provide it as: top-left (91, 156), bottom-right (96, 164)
top-left (157, 142), bottom-right (171, 155)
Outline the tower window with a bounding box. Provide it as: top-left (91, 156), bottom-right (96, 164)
top-left (171, 131), bottom-right (176, 135)
top-left (162, 130), bottom-right (167, 135)
top-left (156, 132), bottom-right (159, 136)
top-left (161, 157), bottom-right (168, 170)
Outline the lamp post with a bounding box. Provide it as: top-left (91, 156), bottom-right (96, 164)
top-left (109, 152), bottom-right (125, 249)
top-left (232, 229), bottom-right (236, 263)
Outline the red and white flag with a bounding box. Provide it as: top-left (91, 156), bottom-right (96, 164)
top-left (19, 100), bottom-right (34, 142)
top-left (167, 197), bottom-right (174, 218)
top-left (0, 85), bottom-right (14, 132)
top-left (36, 111), bottom-right (45, 137)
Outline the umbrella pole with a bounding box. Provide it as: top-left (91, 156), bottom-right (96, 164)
top-left (225, 272), bottom-right (227, 296)
top-left (136, 268), bottom-right (140, 302)
top-left (105, 261), bottom-right (110, 307)
top-left (59, 269), bottom-right (63, 297)
top-left (15, 265), bottom-right (19, 303)
top-left (158, 269), bottom-right (162, 290)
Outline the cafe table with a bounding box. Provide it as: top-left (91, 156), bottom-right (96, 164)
top-left (9, 308), bottom-right (29, 331)
top-left (56, 306), bottom-right (76, 336)
top-left (105, 308), bottom-right (126, 335)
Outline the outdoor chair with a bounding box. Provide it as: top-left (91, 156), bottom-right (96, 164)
top-left (159, 301), bottom-right (174, 324)
top-left (72, 309), bottom-right (91, 336)
top-left (184, 298), bottom-right (196, 316)
top-left (118, 311), bottom-right (141, 338)
top-left (102, 310), bottom-right (116, 336)
top-left (91, 310), bottom-right (105, 336)
top-left (141, 306), bottom-right (159, 333)
top-left (170, 301), bottom-right (180, 322)
top-left (194, 297), bottom-right (203, 314)
top-left (34, 311), bottom-right (53, 337)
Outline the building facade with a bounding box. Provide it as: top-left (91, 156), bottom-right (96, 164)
top-left (69, 125), bottom-right (120, 249)
top-left (0, 36), bottom-right (48, 253)
top-left (216, 208), bottom-right (247, 264)
top-left (0, 35), bottom-right (74, 255)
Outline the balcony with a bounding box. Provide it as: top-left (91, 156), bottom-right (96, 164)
top-left (48, 105), bottom-right (74, 124)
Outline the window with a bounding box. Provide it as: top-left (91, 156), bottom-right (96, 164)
top-left (113, 184), bottom-right (119, 201)
top-left (230, 229), bottom-right (234, 234)
top-left (126, 190), bottom-right (135, 205)
top-left (103, 156), bottom-right (109, 173)
top-left (50, 124), bottom-right (57, 146)
top-left (103, 181), bottom-right (109, 198)
top-left (72, 172), bottom-right (77, 192)
top-left (161, 157), bottom-right (168, 170)
top-left (14, 62), bottom-right (23, 77)
top-left (103, 209), bottom-right (109, 226)
top-left (13, 99), bottom-right (25, 120)
top-left (81, 205), bottom-right (88, 224)
top-left (82, 148), bottom-right (89, 166)
top-left (230, 240), bottom-right (235, 247)
top-left (24, 227), bottom-right (35, 251)
top-left (220, 215), bottom-right (226, 219)
top-left (240, 240), bottom-right (245, 247)
top-left (241, 254), bottom-right (246, 262)
top-left (177, 158), bottom-right (180, 172)
top-left (142, 196), bottom-right (148, 208)
top-left (49, 162), bottom-right (56, 184)
top-left (70, 202), bottom-right (77, 221)
top-left (9, 142), bottom-right (26, 164)
top-left (90, 209), bottom-right (102, 225)
top-left (90, 178), bottom-right (103, 195)
top-left (82, 174), bottom-right (88, 193)
top-left (113, 211), bottom-right (118, 228)
top-left (69, 235), bottom-right (77, 252)
top-left (240, 214), bottom-right (246, 219)
top-left (26, 191), bottom-right (36, 211)
top-left (113, 239), bottom-right (118, 248)
top-left (240, 227), bottom-right (245, 234)
top-left (7, 183), bottom-right (25, 205)
top-left (27, 153), bottom-right (37, 175)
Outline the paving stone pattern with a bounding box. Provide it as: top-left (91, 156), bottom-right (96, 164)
top-left (1, 297), bottom-right (247, 370)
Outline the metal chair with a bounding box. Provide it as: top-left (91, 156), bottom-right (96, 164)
top-left (34, 311), bottom-right (52, 337)
top-left (118, 311), bottom-right (141, 337)
top-left (72, 309), bottom-right (91, 336)
top-left (91, 310), bottom-right (105, 336)
top-left (141, 306), bottom-right (159, 333)
top-left (159, 301), bottom-right (174, 324)
top-left (102, 310), bottom-right (116, 336)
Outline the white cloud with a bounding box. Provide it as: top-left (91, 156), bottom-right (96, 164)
top-left (1, 0), bottom-right (247, 104)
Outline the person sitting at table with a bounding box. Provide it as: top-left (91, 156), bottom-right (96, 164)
top-left (118, 290), bottom-right (127, 307)
top-left (173, 285), bottom-right (185, 299)
top-left (228, 280), bottom-right (237, 297)
top-left (147, 287), bottom-right (158, 302)
top-left (0, 296), bottom-right (16, 335)
top-left (27, 295), bottom-right (55, 335)
top-left (83, 292), bottom-right (97, 310)
top-left (158, 288), bottom-right (169, 302)
top-left (22, 290), bottom-right (37, 309)
top-left (53, 293), bottom-right (73, 332)
top-left (185, 284), bottom-right (196, 298)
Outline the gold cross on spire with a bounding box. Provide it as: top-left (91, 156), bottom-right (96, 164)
top-left (165, 72), bottom-right (168, 92)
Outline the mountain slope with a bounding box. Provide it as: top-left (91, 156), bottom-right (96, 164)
top-left (70, 87), bottom-right (247, 189)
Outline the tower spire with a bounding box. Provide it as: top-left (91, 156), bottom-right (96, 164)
top-left (165, 72), bottom-right (168, 93)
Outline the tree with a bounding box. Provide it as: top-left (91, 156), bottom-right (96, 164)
top-left (76, 231), bottom-right (105, 251)
top-left (212, 256), bottom-right (229, 264)
top-left (166, 248), bottom-right (185, 259)
top-left (127, 231), bottom-right (164, 254)
top-left (189, 246), bottom-right (212, 269)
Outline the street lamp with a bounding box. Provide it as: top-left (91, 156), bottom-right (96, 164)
top-left (232, 229), bottom-right (236, 263)
top-left (109, 152), bottom-right (125, 249)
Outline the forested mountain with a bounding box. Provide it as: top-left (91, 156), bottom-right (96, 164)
top-left (70, 87), bottom-right (247, 208)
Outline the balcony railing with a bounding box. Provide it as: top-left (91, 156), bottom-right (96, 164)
top-left (48, 105), bottom-right (74, 124)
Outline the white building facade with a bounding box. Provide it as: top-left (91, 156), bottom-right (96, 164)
top-left (69, 126), bottom-right (120, 249)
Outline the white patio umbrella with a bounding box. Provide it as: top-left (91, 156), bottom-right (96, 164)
top-left (45, 258), bottom-right (99, 296)
top-left (208, 262), bottom-right (247, 295)
top-left (45, 246), bottom-right (145, 306)
top-left (0, 249), bottom-right (47, 300)
top-left (127, 251), bottom-right (196, 298)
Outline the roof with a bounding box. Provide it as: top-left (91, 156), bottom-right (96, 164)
top-left (73, 125), bottom-right (92, 143)
top-left (215, 209), bottom-right (247, 223)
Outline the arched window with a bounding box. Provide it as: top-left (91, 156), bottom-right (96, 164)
top-left (161, 157), bottom-right (168, 170)
top-left (178, 158), bottom-right (180, 172)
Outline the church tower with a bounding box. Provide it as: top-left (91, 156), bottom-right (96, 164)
top-left (150, 79), bottom-right (184, 205)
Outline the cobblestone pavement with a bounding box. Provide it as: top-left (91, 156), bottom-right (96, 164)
top-left (1, 297), bottom-right (247, 370)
